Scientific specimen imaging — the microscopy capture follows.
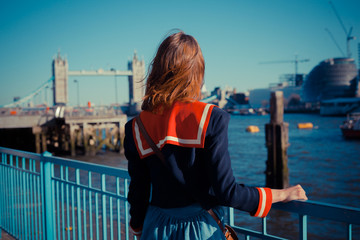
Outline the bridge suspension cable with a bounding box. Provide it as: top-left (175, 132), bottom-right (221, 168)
top-left (0, 77), bottom-right (54, 108)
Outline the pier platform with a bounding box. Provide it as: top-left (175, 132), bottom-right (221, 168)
top-left (0, 106), bottom-right (128, 156)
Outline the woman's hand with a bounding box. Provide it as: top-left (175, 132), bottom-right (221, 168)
top-left (271, 184), bottom-right (308, 203)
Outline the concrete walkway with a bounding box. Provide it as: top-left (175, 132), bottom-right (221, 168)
top-left (1, 230), bottom-right (15, 240)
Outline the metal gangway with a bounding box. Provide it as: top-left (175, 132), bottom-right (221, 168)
top-left (0, 147), bottom-right (359, 239)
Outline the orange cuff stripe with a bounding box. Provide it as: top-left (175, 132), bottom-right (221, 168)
top-left (131, 226), bottom-right (143, 235)
top-left (253, 187), bottom-right (272, 218)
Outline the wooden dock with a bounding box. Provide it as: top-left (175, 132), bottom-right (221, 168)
top-left (0, 106), bottom-right (128, 156)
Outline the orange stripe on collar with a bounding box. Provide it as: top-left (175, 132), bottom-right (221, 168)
top-left (132, 101), bottom-right (215, 159)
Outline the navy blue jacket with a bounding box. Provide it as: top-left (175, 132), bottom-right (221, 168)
top-left (124, 103), bottom-right (271, 230)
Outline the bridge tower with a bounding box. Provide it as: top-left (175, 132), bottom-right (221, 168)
top-left (128, 51), bottom-right (145, 115)
top-left (52, 53), bottom-right (68, 106)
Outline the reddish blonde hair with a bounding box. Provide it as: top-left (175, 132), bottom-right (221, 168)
top-left (142, 31), bottom-right (204, 112)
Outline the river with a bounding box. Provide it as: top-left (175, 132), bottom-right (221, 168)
top-left (227, 113), bottom-right (360, 239)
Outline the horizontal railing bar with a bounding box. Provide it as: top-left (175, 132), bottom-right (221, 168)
top-left (52, 178), bottom-right (128, 200)
top-left (0, 147), bottom-right (130, 178)
top-left (273, 200), bottom-right (360, 225)
top-left (43, 155), bottom-right (130, 179)
top-left (0, 147), bottom-right (41, 161)
top-left (232, 225), bottom-right (288, 240)
top-left (0, 163), bottom-right (40, 175)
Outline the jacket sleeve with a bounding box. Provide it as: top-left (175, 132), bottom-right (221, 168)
top-left (204, 107), bottom-right (272, 217)
top-left (124, 119), bottom-right (151, 231)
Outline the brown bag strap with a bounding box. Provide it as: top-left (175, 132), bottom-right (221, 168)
top-left (207, 209), bottom-right (225, 234)
top-left (135, 115), bottom-right (226, 234)
top-left (135, 115), bottom-right (166, 165)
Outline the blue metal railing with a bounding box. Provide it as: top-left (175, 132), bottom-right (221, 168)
top-left (227, 201), bottom-right (360, 239)
top-left (1, 147), bottom-right (359, 240)
top-left (0, 147), bottom-right (132, 240)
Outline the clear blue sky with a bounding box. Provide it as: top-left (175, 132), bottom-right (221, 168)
top-left (0, 0), bottom-right (359, 106)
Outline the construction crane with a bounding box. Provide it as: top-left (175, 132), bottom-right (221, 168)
top-left (328, 1), bottom-right (356, 58)
top-left (259, 55), bottom-right (310, 86)
top-left (259, 55), bottom-right (310, 76)
top-left (325, 28), bottom-right (346, 57)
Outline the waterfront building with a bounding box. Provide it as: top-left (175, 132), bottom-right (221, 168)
top-left (302, 57), bottom-right (358, 102)
top-left (248, 74), bottom-right (305, 109)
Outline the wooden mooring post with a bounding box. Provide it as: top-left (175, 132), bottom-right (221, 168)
top-left (265, 91), bottom-right (289, 189)
top-left (33, 125), bottom-right (47, 154)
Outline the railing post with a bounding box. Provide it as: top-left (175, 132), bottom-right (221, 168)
top-left (41, 151), bottom-right (54, 239)
top-left (299, 214), bottom-right (308, 240)
top-left (262, 217), bottom-right (267, 235)
top-left (347, 223), bottom-right (352, 240)
top-left (76, 169), bottom-right (82, 240)
top-left (101, 174), bottom-right (107, 240)
top-left (227, 207), bottom-right (234, 226)
top-left (124, 179), bottom-right (130, 240)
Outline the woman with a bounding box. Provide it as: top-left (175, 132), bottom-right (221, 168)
top-left (124, 31), bottom-right (307, 239)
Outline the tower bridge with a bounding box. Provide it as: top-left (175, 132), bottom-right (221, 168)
top-left (0, 52), bottom-right (145, 156)
top-left (53, 51), bottom-right (145, 115)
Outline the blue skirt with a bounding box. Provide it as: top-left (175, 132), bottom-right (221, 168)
top-left (141, 204), bottom-right (226, 240)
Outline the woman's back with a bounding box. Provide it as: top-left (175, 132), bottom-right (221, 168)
top-left (124, 31), bottom-right (307, 239)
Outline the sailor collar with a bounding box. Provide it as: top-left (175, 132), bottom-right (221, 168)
top-left (132, 101), bottom-right (215, 158)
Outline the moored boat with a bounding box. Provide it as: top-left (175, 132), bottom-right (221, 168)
top-left (320, 97), bottom-right (360, 116)
top-left (340, 113), bottom-right (360, 139)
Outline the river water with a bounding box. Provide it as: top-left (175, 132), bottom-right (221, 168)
top-left (228, 113), bottom-right (360, 207)
top-left (73, 113), bottom-right (360, 239)
top-left (227, 113), bottom-right (360, 239)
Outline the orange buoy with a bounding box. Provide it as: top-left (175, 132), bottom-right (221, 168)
top-left (297, 123), bottom-right (313, 129)
top-left (246, 125), bottom-right (260, 133)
